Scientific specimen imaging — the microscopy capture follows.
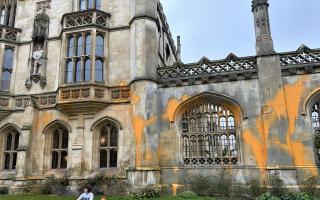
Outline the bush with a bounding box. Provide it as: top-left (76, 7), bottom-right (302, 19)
top-left (256, 192), bottom-right (280, 200)
top-left (177, 190), bottom-right (198, 199)
top-left (125, 186), bottom-right (160, 199)
top-left (248, 179), bottom-right (267, 198)
top-left (300, 176), bottom-right (319, 197)
top-left (269, 173), bottom-right (286, 198)
top-left (0, 187), bottom-right (8, 194)
top-left (189, 175), bottom-right (212, 196)
top-left (282, 192), bottom-right (313, 200)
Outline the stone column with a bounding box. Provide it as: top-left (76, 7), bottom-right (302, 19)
top-left (16, 105), bottom-right (35, 178)
top-left (128, 0), bottom-right (161, 186)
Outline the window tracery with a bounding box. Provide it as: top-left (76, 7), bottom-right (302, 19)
top-left (181, 101), bottom-right (239, 166)
top-left (1, 47), bottom-right (14, 91)
top-left (99, 123), bottom-right (118, 168)
top-left (51, 126), bottom-right (69, 169)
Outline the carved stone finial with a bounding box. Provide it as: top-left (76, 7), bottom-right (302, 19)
top-left (177, 36), bottom-right (181, 61)
top-left (32, 11), bottom-right (50, 41)
top-left (25, 78), bottom-right (32, 90)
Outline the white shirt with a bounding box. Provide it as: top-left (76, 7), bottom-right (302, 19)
top-left (77, 192), bottom-right (94, 200)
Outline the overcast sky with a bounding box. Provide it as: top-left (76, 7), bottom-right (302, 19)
top-left (160, 0), bottom-right (320, 63)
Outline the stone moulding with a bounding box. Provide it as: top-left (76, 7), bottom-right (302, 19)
top-left (280, 45), bottom-right (320, 76)
top-left (0, 25), bottom-right (21, 43)
top-left (157, 54), bottom-right (258, 87)
top-left (62, 9), bottom-right (111, 30)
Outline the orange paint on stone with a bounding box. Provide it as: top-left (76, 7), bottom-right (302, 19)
top-left (162, 95), bottom-right (189, 122)
top-left (133, 115), bottom-right (157, 168)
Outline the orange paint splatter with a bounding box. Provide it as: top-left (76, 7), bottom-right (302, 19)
top-left (162, 95), bottom-right (189, 122)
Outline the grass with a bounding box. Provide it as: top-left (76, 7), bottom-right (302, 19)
top-left (0, 195), bottom-right (216, 200)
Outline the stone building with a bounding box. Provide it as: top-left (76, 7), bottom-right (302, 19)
top-left (0, 0), bottom-right (319, 193)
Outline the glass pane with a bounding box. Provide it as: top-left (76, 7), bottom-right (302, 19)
top-left (0, 9), bottom-right (5, 24)
top-left (85, 35), bottom-right (91, 55)
top-left (96, 0), bottom-right (101, 9)
top-left (84, 59), bottom-right (91, 81)
top-left (66, 61), bottom-right (73, 83)
top-left (5, 6), bottom-right (10, 25)
top-left (183, 137), bottom-right (189, 157)
top-left (14, 133), bottom-right (19, 150)
top-left (96, 35), bottom-right (104, 57)
top-left (79, 0), bottom-right (85, 10)
top-left (100, 150), bottom-right (108, 168)
top-left (62, 129), bottom-right (68, 149)
top-left (221, 135), bottom-right (228, 156)
top-left (220, 117), bottom-right (227, 130)
top-left (12, 153), bottom-right (17, 169)
top-left (53, 130), bottom-right (60, 149)
top-left (51, 151), bottom-right (58, 169)
top-left (60, 151), bottom-right (68, 169)
top-left (95, 60), bottom-right (103, 82)
top-left (68, 37), bottom-right (74, 57)
top-left (4, 153), bottom-right (10, 169)
top-left (228, 116), bottom-right (235, 129)
top-left (109, 150), bottom-right (117, 167)
top-left (190, 136), bottom-right (197, 157)
top-left (76, 35), bottom-right (83, 56)
top-left (88, 0), bottom-right (93, 9)
top-left (110, 126), bottom-right (118, 147)
top-left (75, 60), bottom-right (81, 82)
top-left (1, 71), bottom-right (11, 91)
top-left (4, 49), bottom-right (14, 69)
top-left (100, 126), bottom-right (108, 147)
top-left (5, 133), bottom-right (12, 151)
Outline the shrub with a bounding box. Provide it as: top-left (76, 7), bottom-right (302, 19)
top-left (0, 187), bottom-right (8, 194)
top-left (177, 190), bottom-right (198, 199)
top-left (125, 186), bottom-right (160, 199)
top-left (300, 176), bottom-right (319, 197)
top-left (269, 173), bottom-right (286, 198)
top-left (256, 192), bottom-right (280, 200)
top-left (282, 192), bottom-right (313, 200)
top-left (248, 179), bottom-right (267, 198)
top-left (189, 175), bottom-right (212, 196)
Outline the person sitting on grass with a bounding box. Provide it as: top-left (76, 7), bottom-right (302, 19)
top-left (77, 186), bottom-right (94, 200)
top-left (100, 195), bottom-right (106, 200)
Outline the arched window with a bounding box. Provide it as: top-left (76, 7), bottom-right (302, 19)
top-left (67, 36), bottom-right (74, 57)
top-left (84, 59), bottom-right (91, 82)
top-left (95, 59), bottom-right (103, 83)
top-left (1, 48), bottom-right (14, 91)
top-left (181, 101), bottom-right (239, 165)
top-left (51, 127), bottom-right (68, 169)
top-left (3, 129), bottom-right (19, 170)
top-left (311, 102), bottom-right (320, 163)
top-left (99, 123), bottom-right (118, 168)
top-left (85, 34), bottom-right (91, 55)
top-left (96, 35), bottom-right (104, 57)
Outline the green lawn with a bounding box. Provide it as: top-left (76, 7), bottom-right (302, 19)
top-left (0, 195), bottom-right (215, 200)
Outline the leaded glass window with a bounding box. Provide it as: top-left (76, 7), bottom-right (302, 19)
top-left (99, 124), bottom-right (118, 168)
top-left (3, 129), bottom-right (19, 170)
top-left (1, 48), bottom-right (14, 91)
top-left (181, 101), bottom-right (239, 166)
top-left (79, 0), bottom-right (101, 10)
top-left (311, 102), bottom-right (320, 163)
top-left (65, 31), bottom-right (104, 83)
top-left (51, 127), bottom-right (68, 169)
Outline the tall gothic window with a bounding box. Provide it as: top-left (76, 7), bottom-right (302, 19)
top-left (65, 32), bottom-right (104, 83)
top-left (1, 48), bottom-right (14, 91)
top-left (3, 129), bottom-right (19, 170)
top-left (51, 127), bottom-right (68, 169)
top-left (99, 124), bottom-right (118, 168)
top-left (181, 101), bottom-right (239, 166)
top-left (0, 2), bottom-right (16, 26)
top-left (311, 102), bottom-right (320, 163)
top-left (79, 0), bottom-right (101, 10)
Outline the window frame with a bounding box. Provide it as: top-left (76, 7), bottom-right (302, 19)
top-left (50, 127), bottom-right (69, 170)
top-left (98, 123), bottom-right (118, 169)
top-left (1, 47), bottom-right (15, 91)
top-left (2, 129), bottom-right (19, 171)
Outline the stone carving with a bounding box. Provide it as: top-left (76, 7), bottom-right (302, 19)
top-left (32, 11), bottom-right (49, 41)
top-left (32, 46), bottom-right (44, 74)
top-left (110, 88), bottom-right (130, 100)
top-left (36, 0), bottom-right (51, 13)
top-left (64, 10), bottom-right (110, 29)
top-left (95, 89), bottom-right (105, 99)
top-left (0, 97), bottom-right (9, 107)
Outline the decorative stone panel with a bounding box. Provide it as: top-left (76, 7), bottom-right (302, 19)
top-left (63, 10), bottom-right (110, 30)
